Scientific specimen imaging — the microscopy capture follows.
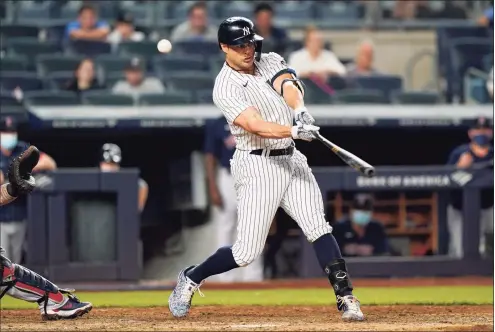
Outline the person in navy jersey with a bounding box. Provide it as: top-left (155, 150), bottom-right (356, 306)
top-left (447, 117), bottom-right (493, 257)
top-left (0, 117), bottom-right (57, 263)
top-left (204, 116), bottom-right (264, 282)
top-left (332, 194), bottom-right (389, 257)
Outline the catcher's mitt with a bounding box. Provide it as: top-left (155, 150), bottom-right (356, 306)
top-left (7, 145), bottom-right (40, 197)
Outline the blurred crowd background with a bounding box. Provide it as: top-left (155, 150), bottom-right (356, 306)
top-left (0, 0), bottom-right (493, 283)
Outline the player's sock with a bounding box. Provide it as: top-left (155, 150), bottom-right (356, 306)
top-left (187, 246), bottom-right (239, 284)
top-left (312, 234), bottom-right (353, 297)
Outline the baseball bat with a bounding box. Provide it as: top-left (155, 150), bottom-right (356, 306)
top-left (313, 131), bottom-right (376, 177)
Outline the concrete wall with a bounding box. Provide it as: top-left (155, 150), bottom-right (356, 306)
top-left (289, 30), bottom-right (437, 91)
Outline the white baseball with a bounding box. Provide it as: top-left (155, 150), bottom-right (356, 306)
top-left (157, 39), bottom-right (172, 53)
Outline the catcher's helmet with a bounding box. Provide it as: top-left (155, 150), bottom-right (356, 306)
top-left (218, 17), bottom-right (263, 61)
top-left (101, 143), bottom-right (122, 164)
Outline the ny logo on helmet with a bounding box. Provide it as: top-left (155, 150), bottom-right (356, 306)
top-left (242, 27), bottom-right (250, 36)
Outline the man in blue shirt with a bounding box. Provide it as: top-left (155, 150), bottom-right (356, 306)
top-left (0, 117), bottom-right (57, 263)
top-left (332, 194), bottom-right (389, 257)
top-left (447, 117), bottom-right (493, 257)
top-left (204, 116), bottom-right (263, 282)
top-left (65, 4), bottom-right (110, 41)
top-left (253, 3), bottom-right (289, 54)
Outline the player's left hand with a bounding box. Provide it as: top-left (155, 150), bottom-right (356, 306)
top-left (7, 145), bottom-right (40, 197)
top-left (291, 124), bottom-right (320, 142)
top-left (294, 107), bottom-right (315, 126)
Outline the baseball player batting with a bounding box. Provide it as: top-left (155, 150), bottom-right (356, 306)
top-left (169, 17), bottom-right (364, 321)
top-left (1, 146), bottom-right (93, 320)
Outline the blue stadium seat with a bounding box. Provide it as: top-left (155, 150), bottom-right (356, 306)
top-left (352, 76), bottom-right (403, 101)
top-left (334, 89), bottom-right (388, 104)
top-left (153, 54), bottom-right (207, 78)
top-left (167, 71), bottom-right (215, 92)
top-left (0, 56), bottom-right (29, 72)
top-left (174, 40), bottom-right (221, 57)
top-left (23, 91), bottom-right (81, 106)
top-left (67, 39), bottom-right (112, 57)
top-left (0, 72), bottom-right (43, 92)
top-left (327, 76), bottom-right (348, 91)
top-left (392, 91), bottom-right (441, 104)
top-left (138, 91), bottom-right (194, 105)
top-left (36, 54), bottom-right (84, 76)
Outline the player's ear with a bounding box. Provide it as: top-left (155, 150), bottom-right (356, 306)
top-left (220, 43), bottom-right (229, 54)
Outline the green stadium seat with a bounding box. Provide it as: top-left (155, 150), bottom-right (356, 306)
top-left (118, 41), bottom-right (161, 58)
top-left (300, 79), bottom-right (333, 104)
top-left (23, 91), bottom-right (81, 106)
top-left (95, 55), bottom-right (146, 79)
top-left (138, 92), bottom-right (194, 105)
top-left (392, 91), bottom-right (441, 105)
top-left (82, 92), bottom-right (135, 106)
top-left (334, 89), bottom-right (388, 104)
top-left (7, 38), bottom-right (61, 61)
top-left (36, 54), bottom-right (85, 76)
top-left (167, 71), bottom-right (215, 92)
top-left (0, 56), bottom-right (29, 72)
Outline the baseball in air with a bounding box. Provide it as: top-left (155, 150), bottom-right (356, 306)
top-left (157, 39), bottom-right (172, 53)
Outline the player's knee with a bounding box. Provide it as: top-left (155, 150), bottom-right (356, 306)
top-left (232, 245), bottom-right (263, 267)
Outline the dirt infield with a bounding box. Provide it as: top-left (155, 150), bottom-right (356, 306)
top-left (1, 305), bottom-right (493, 331)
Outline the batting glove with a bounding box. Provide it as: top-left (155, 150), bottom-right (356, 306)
top-left (294, 107), bottom-right (315, 126)
top-left (291, 124), bottom-right (320, 142)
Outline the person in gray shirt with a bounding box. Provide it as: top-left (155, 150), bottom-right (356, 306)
top-left (170, 2), bottom-right (217, 43)
top-left (111, 58), bottom-right (165, 100)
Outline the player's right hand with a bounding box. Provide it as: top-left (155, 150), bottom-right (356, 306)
top-left (294, 107), bottom-right (315, 126)
top-left (291, 124), bottom-right (320, 142)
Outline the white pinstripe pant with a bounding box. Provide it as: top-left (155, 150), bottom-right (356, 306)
top-left (230, 148), bottom-right (332, 267)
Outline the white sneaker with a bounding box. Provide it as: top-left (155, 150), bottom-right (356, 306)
top-left (168, 266), bottom-right (204, 318)
top-left (337, 295), bottom-right (365, 321)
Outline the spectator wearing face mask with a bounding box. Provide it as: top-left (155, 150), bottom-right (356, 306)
top-left (99, 143), bottom-right (148, 212)
top-left (447, 117), bottom-right (494, 258)
top-left (332, 194), bottom-right (389, 257)
top-left (0, 117), bottom-right (57, 263)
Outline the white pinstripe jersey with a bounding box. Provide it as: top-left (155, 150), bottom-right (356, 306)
top-left (212, 52), bottom-right (294, 151)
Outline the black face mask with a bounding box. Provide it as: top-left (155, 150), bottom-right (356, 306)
top-left (472, 134), bottom-right (491, 147)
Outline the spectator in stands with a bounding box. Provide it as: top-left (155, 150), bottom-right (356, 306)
top-left (487, 67), bottom-right (493, 100)
top-left (107, 12), bottom-right (145, 49)
top-left (65, 4), bottom-right (110, 41)
top-left (170, 1), bottom-right (216, 43)
top-left (346, 39), bottom-right (381, 78)
top-left (447, 117), bottom-right (493, 258)
top-left (253, 3), bottom-right (288, 54)
top-left (332, 194), bottom-right (389, 257)
top-left (0, 117), bottom-right (57, 263)
top-left (288, 25), bottom-right (346, 81)
top-left (99, 143), bottom-right (148, 212)
top-left (111, 58), bottom-right (165, 100)
top-left (65, 58), bottom-right (104, 95)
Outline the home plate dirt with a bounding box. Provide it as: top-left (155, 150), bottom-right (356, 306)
top-left (1, 305), bottom-right (492, 331)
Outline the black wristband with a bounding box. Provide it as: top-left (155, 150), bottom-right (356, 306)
top-left (6, 183), bottom-right (18, 197)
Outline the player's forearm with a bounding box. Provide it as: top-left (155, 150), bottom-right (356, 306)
top-left (0, 184), bottom-right (16, 206)
top-left (249, 120), bottom-right (292, 139)
top-left (282, 83), bottom-right (305, 111)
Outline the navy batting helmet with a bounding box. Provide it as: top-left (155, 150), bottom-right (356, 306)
top-left (218, 17), bottom-right (263, 61)
top-left (101, 143), bottom-right (122, 164)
